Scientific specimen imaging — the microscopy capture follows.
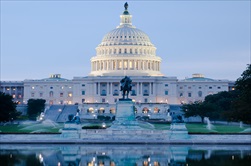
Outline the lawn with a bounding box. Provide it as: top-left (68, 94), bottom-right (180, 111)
top-left (185, 123), bottom-right (251, 134)
top-left (0, 121), bottom-right (250, 134)
top-left (0, 123), bottom-right (64, 133)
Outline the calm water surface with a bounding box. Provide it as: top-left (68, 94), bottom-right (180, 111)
top-left (0, 144), bottom-right (251, 166)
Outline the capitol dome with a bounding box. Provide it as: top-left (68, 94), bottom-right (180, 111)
top-left (89, 3), bottom-right (163, 76)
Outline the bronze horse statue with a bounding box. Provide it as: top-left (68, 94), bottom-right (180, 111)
top-left (120, 76), bottom-right (132, 99)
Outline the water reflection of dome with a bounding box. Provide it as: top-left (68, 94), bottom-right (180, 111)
top-left (89, 5), bottom-right (163, 77)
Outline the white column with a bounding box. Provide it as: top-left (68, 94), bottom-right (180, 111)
top-left (94, 83), bottom-right (97, 95)
top-left (137, 82), bottom-right (139, 95)
top-left (98, 82), bottom-right (100, 95)
top-left (141, 82), bottom-right (143, 95)
top-left (149, 83), bottom-right (152, 96)
top-left (106, 82), bottom-right (109, 95)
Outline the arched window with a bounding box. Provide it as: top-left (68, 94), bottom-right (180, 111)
top-left (154, 107), bottom-right (159, 113)
top-left (49, 91), bottom-right (53, 97)
top-left (142, 107), bottom-right (149, 114)
top-left (98, 107), bottom-right (105, 114)
top-left (87, 107), bottom-right (94, 113)
top-left (110, 108), bottom-right (116, 114)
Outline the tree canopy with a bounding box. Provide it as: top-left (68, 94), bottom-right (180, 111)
top-left (182, 101), bottom-right (215, 123)
top-left (27, 99), bottom-right (46, 119)
top-left (232, 64), bottom-right (251, 123)
top-left (0, 92), bottom-right (21, 122)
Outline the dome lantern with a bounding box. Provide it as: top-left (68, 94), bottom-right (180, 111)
top-left (120, 2), bottom-right (132, 27)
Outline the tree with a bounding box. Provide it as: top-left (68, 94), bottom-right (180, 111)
top-left (232, 64), bottom-right (251, 123)
top-left (0, 92), bottom-right (21, 122)
top-left (182, 101), bottom-right (215, 123)
top-left (203, 91), bottom-right (239, 121)
top-left (27, 99), bottom-right (46, 119)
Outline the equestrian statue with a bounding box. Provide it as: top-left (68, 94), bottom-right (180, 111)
top-left (120, 76), bottom-right (132, 100)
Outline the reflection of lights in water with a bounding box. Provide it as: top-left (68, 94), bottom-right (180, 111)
top-left (148, 157), bottom-right (151, 162)
top-left (58, 109), bottom-right (62, 112)
top-left (93, 157), bottom-right (95, 161)
top-left (102, 123), bottom-right (106, 128)
top-left (232, 155), bottom-right (234, 160)
top-left (186, 164), bottom-right (189, 166)
top-left (10, 154), bottom-right (12, 158)
top-left (102, 152), bottom-right (106, 155)
top-left (58, 162), bottom-right (61, 166)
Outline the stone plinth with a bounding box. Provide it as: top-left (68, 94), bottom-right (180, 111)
top-left (170, 123), bottom-right (189, 140)
top-left (109, 100), bottom-right (142, 130)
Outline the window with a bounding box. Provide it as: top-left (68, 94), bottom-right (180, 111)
top-left (82, 91), bottom-right (85, 95)
top-left (49, 91), bottom-right (53, 97)
top-left (101, 90), bottom-right (106, 96)
top-left (113, 90), bottom-right (119, 96)
top-left (165, 90), bottom-right (168, 95)
top-left (209, 87), bottom-right (212, 89)
top-left (188, 93), bottom-right (192, 97)
top-left (102, 98), bottom-right (106, 103)
top-left (143, 90), bottom-right (148, 96)
top-left (199, 87), bottom-right (202, 89)
top-left (50, 87), bottom-right (53, 89)
top-left (40, 93), bottom-right (43, 97)
top-left (18, 94), bottom-right (22, 98)
top-left (198, 91), bottom-right (202, 97)
top-left (82, 99), bottom-right (85, 103)
top-left (165, 84), bottom-right (168, 87)
top-left (82, 84), bottom-right (85, 87)
top-left (31, 93), bottom-right (35, 97)
top-left (114, 98), bottom-right (117, 102)
top-left (218, 87), bottom-right (221, 89)
top-left (131, 90), bottom-right (136, 96)
top-left (60, 93), bottom-right (63, 97)
top-left (144, 98), bottom-right (148, 103)
top-left (31, 86), bottom-right (35, 89)
top-left (188, 87), bottom-right (191, 89)
top-left (180, 93), bottom-right (183, 97)
top-left (12, 94), bottom-right (16, 98)
top-left (68, 93), bottom-right (72, 97)
top-left (61, 86), bottom-right (64, 89)
top-left (180, 87), bottom-right (183, 89)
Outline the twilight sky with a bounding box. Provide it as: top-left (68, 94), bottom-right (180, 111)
top-left (1, 0), bottom-right (250, 81)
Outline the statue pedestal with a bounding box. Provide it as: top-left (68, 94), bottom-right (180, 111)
top-left (108, 100), bottom-right (141, 130)
top-left (170, 123), bottom-right (189, 140)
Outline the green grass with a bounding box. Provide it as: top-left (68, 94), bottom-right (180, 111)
top-left (185, 123), bottom-right (251, 134)
top-left (0, 123), bottom-right (64, 133)
top-left (0, 122), bottom-right (250, 134)
top-left (152, 123), bottom-right (170, 130)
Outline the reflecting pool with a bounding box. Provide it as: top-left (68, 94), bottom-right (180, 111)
top-left (1, 144), bottom-right (251, 166)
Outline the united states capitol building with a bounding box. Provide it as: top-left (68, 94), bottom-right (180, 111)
top-left (0, 4), bottom-right (233, 120)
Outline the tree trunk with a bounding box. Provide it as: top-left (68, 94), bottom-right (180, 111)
top-left (201, 116), bottom-right (204, 123)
